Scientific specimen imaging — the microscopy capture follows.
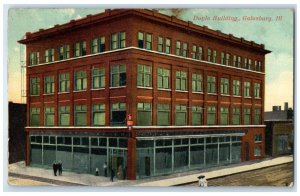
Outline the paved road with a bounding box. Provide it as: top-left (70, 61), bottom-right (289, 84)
top-left (181, 162), bottom-right (293, 186)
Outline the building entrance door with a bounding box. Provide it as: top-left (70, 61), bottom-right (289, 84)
top-left (245, 142), bottom-right (249, 161)
top-left (108, 148), bottom-right (127, 179)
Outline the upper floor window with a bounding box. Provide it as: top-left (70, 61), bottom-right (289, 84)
top-left (92, 67), bottom-right (105, 89)
top-left (30, 107), bottom-right (40, 126)
top-left (44, 76), bottom-right (55, 94)
top-left (30, 77), bottom-right (40, 96)
top-left (244, 108), bottom-right (251, 125)
top-left (198, 46), bottom-right (203, 60)
top-left (254, 83), bottom-right (261, 98)
top-left (212, 50), bottom-right (217, 63)
top-left (233, 55), bottom-right (237, 67)
top-left (44, 106), bottom-right (54, 126)
top-left (175, 105), bottom-right (187, 126)
top-left (254, 146), bottom-right (261, 156)
top-left (111, 32), bottom-right (126, 50)
top-left (258, 61), bottom-right (262, 71)
top-left (30, 52), bottom-right (39, 65)
top-left (220, 107), bottom-right (229, 125)
top-left (176, 41), bottom-right (181, 56)
top-left (92, 104), bottom-right (105, 126)
top-left (221, 52), bottom-right (225, 65)
top-left (207, 76), bottom-right (216, 93)
top-left (244, 57), bottom-right (248, 69)
top-left (207, 106), bottom-right (216, 125)
top-left (237, 56), bottom-right (241, 68)
top-left (220, 78), bottom-right (229, 95)
top-left (192, 73), bottom-right (203, 92)
top-left (182, 42), bottom-right (188, 57)
top-left (248, 59), bottom-right (252, 70)
top-left (146, 33), bottom-right (152, 50)
top-left (254, 108), bottom-right (261, 125)
top-left (59, 44), bottom-right (70, 60)
top-left (254, 60), bottom-right (258, 71)
top-left (157, 104), bottom-right (170, 126)
top-left (74, 105), bottom-right (87, 126)
top-left (192, 106), bottom-right (203, 125)
top-left (111, 64), bottom-right (126, 87)
top-left (110, 103), bottom-right (126, 126)
top-left (244, 81), bottom-right (251, 97)
top-left (137, 103), bottom-right (152, 126)
top-left (165, 38), bottom-right (171, 54)
top-left (137, 64), bottom-right (152, 87)
top-left (59, 73), bottom-right (70, 93)
top-left (158, 36), bottom-right (164, 52)
top-left (232, 107), bottom-right (240, 125)
top-left (157, 68), bottom-right (170, 89)
top-left (191, 45), bottom-right (197, 59)
top-left (233, 80), bottom-right (240, 96)
top-left (74, 70), bottom-right (87, 91)
top-left (44, 48), bottom-right (54, 63)
top-left (138, 32), bottom-right (144, 48)
top-left (74, 41), bottom-right (86, 57)
top-left (207, 49), bottom-right (211, 62)
top-left (59, 105), bottom-right (70, 126)
top-left (91, 36), bottom-right (105, 54)
top-left (226, 53), bottom-right (230, 66)
top-left (176, 71), bottom-right (187, 91)
top-left (254, 133), bottom-right (262, 142)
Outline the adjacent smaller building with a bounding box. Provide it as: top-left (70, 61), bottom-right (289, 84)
top-left (264, 102), bottom-right (293, 157)
top-left (9, 102), bottom-right (27, 163)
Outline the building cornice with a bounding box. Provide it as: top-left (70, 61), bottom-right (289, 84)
top-left (18, 9), bottom-right (270, 54)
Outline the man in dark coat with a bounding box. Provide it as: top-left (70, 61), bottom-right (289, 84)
top-left (52, 162), bottom-right (57, 176)
top-left (110, 168), bottom-right (115, 182)
top-left (58, 161), bottom-right (63, 175)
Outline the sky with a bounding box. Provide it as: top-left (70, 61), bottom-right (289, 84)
top-left (7, 8), bottom-right (294, 111)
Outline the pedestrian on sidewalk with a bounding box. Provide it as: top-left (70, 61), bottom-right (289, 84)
top-left (103, 162), bottom-right (108, 177)
top-left (58, 161), bottom-right (63, 176)
top-left (110, 168), bottom-right (115, 182)
top-left (52, 161), bottom-right (58, 176)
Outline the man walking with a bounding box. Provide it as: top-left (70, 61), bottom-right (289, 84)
top-left (58, 161), bottom-right (63, 176)
top-left (52, 161), bottom-right (57, 176)
top-left (110, 168), bottom-right (115, 182)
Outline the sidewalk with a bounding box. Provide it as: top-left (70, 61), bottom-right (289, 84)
top-left (8, 155), bottom-right (293, 187)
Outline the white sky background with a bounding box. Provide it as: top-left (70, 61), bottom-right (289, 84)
top-left (7, 7), bottom-right (294, 111)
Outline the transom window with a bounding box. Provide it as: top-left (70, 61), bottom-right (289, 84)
top-left (137, 65), bottom-right (152, 87)
top-left (111, 64), bottom-right (126, 87)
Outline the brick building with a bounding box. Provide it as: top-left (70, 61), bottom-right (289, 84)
top-left (18, 9), bottom-right (270, 180)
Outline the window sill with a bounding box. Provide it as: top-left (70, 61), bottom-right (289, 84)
top-left (137, 86), bottom-right (153, 90)
top-left (91, 88), bottom-right (105, 91)
top-left (192, 91), bottom-right (204, 94)
top-left (30, 95), bottom-right (40, 97)
top-left (207, 93), bottom-right (217, 96)
top-left (43, 93), bottom-right (54, 96)
top-left (58, 92), bottom-right (70, 94)
top-left (73, 90), bottom-right (87, 93)
top-left (254, 141), bottom-right (262, 144)
top-left (232, 95), bottom-right (242, 98)
top-left (244, 97), bottom-right (252, 99)
top-left (175, 90), bottom-right (188, 93)
top-left (255, 97), bottom-right (262, 100)
top-left (221, 94), bottom-right (230, 97)
top-left (109, 86), bottom-right (126, 89)
top-left (158, 88), bottom-right (171, 91)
